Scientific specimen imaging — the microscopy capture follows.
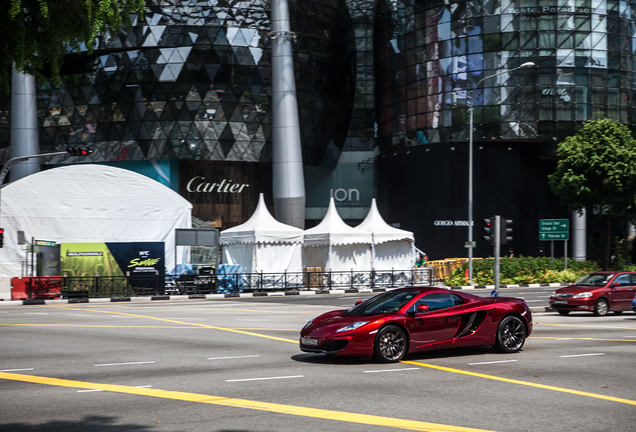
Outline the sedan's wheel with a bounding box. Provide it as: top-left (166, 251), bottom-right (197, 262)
top-left (593, 299), bottom-right (609, 316)
top-left (557, 310), bottom-right (570, 316)
top-left (493, 316), bottom-right (526, 353)
top-left (374, 325), bottom-right (407, 363)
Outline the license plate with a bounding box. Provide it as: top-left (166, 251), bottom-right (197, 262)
top-left (301, 337), bottom-right (319, 346)
top-left (554, 300), bottom-right (568, 305)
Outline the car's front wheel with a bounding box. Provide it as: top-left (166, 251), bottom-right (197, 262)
top-left (593, 299), bottom-right (609, 316)
top-left (493, 316), bottom-right (526, 353)
top-left (374, 325), bottom-right (407, 363)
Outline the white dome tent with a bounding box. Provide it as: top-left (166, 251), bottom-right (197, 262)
top-left (220, 193), bottom-right (303, 275)
top-left (356, 198), bottom-right (415, 271)
top-left (0, 164), bottom-right (192, 299)
top-left (303, 198), bottom-right (372, 272)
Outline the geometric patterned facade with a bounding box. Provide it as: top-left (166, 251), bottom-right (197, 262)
top-left (375, 0), bottom-right (636, 152)
top-left (0, 0), bottom-right (356, 169)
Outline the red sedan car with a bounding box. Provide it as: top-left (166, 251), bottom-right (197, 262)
top-left (299, 287), bottom-right (532, 362)
top-left (549, 271), bottom-right (636, 316)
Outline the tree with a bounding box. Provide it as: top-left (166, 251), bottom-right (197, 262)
top-left (0, 0), bottom-right (144, 90)
top-left (548, 118), bottom-right (636, 269)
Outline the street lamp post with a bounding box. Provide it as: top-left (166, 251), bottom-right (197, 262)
top-left (467, 61), bottom-right (535, 284)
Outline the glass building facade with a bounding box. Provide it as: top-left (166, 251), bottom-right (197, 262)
top-left (0, 0), bottom-right (356, 169)
top-left (375, 0), bottom-right (636, 150)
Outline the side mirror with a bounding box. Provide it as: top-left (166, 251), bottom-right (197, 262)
top-left (611, 282), bottom-right (621, 288)
top-left (416, 304), bottom-right (430, 313)
top-left (355, 300), bottom-right (364, 306)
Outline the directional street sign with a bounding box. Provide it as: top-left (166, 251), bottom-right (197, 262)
top-left (539, 219), bottom-right (569, 241)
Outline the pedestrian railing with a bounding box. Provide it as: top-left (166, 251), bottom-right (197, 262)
top-left (16, 267), bottom-right (433, 300)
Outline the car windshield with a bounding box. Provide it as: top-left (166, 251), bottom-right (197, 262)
top-left (343, 290), bottom-right (419, 316)
top-left (574, 273), bottom-right (614, 286)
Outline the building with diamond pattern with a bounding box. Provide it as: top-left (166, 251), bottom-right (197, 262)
top-left (2, 0), bottom-right (632, 259)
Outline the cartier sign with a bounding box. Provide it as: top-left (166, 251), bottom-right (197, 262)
top-left (186, 176), bottom-right (250, 194)
top-left (179, 161), bottom-right (272, 228)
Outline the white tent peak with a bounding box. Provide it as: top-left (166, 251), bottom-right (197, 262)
top-left (220, 193), bottom-right (303, 245)
top-left (357, 198), bottom-right (415, 244)
top-left (304, 197), bottom-right (372, 246)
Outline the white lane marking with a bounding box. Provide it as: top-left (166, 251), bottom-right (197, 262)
top-left (163, 317), bottom-right (201, 320)
top-left (226, 375), bottom-right (303, 382)
top-left (235, 319), bottom-right (271, 322)
top-left (559, 353), bottom-right (606, 358)
top-left (363, 368), bottom-right (420, 373)
top-left (208, 355), bottom-right (261, 360)
top-left (94, 361), bottom-right (155, 367)
top-left (24, 313), bottom-right (47, 315)
top-left (624, 336), bottom-right (636, 338)
top-left (66, 314), bottom-right (92, 317)
top-left (468, 360), bottom-right (518, 365)
top-left (0, 368), bottom-right (34, 372)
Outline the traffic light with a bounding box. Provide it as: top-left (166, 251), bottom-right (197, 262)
top-left (500, 219), bottom-right (513, 244)
top-left (482, 218), bottom-right (494, 244)
top-left (66, 147), bottom-right (93, 156)
top-left (0, 228), bottom-right (4, 248)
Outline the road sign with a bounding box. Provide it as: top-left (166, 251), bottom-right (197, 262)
top-left (34, 240), bottom-right (57, 247)
top-left (539, 219), bottom-right (569, 241)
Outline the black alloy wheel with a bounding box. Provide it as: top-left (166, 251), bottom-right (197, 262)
top-left (374, 325), bottom-right (407, 363)
top-left (593, 299), bottom-right (609, 316)
top-left (493, 316), bottom-right (526, 353)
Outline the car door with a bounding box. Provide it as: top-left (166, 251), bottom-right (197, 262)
top-left (610, 273), bottom-right (636, 311)
top-left (405, 292), bottom-right (463, 349)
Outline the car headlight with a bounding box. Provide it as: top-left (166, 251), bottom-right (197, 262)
top-left (573, 292), bottom-right (593, 299)
top-left (335, 321), bottom-right (369, 333)
top-left (302, 319), bottom-right (314, 330)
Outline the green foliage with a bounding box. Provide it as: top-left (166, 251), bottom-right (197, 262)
top-left (444, 256), bottom-right (601, 286)
top-left (1, 0), bottom-right (145, 90)
top-left (548, 119), bottom-right (636, 222)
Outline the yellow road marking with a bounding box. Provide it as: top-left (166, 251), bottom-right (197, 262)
top-left (534, 322), bottom-right (636, 330)
top-left (0, 323), bottom-right (298, 331)
top-left (0, 372), bottom-right (494, 432)
top-left (530, 336), bottom-right (636, 342)
top-left (402, 361), bottom-right (636, 406)
top-left (40, 306), bottom-right (299, 344)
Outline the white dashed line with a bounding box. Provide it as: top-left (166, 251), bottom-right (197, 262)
top-left (94, 361), bottom-right (155, 367)
top-left (225, 375), bottom-right (303, 382)
top-left (559, 353), bottom-right (606, 358)
top-left (363, 368), bottom-right (420, 373)
top-left (0, 368), bottom-right (34, 372)
top-left (24, 313), bottom-right (47, 315)
top-left (468, 360), bottom-right (518, 365)
top-left (66, 314), bottom-right (92, 317)
top-left (207, 355), bottom-right (261, 360)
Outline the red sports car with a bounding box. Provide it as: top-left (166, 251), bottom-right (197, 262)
top-left (299, 287), bottom-right (532, 362)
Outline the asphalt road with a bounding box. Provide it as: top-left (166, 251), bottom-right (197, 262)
top-left (1, 289), bottom-right (635, 432)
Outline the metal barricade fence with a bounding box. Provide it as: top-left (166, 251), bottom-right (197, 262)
top-left (14, 268), bottom-right (434, 300)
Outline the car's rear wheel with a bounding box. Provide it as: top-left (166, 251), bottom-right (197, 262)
top-left (593, 299), bottom-right (609, 316)
top-left (374, 325), bottom-right (407, 363)
top-left (557, 310), bottom-right (570, 316)
top-left (493, 316), bottom-right (526, 353)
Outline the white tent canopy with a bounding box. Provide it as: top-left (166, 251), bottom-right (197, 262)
top-left (0, 164), bottom-right (192, 285)
top-left (356, 198), bottom-right (415, 270)
top-left (303, 198), bottom-right (372, 271)
top-left (220, 193), bottom-right (303, 274)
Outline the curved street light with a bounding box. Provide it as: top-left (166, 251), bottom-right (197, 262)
top-left (467, 61), bottom-right (535, 284)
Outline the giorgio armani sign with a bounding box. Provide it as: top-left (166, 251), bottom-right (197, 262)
top-left (179, 161), bottom-right (272, 229)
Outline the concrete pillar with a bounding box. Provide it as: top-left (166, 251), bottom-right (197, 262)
top-left (270, 0), bottom-right (305, 229)
top-left (572, 208), bottom-right (586, 261)
top-left (10, 68), bottom-right (40, 182)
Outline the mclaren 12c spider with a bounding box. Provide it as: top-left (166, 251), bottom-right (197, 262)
top-left (299, 287), bottom-right (532, 362)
